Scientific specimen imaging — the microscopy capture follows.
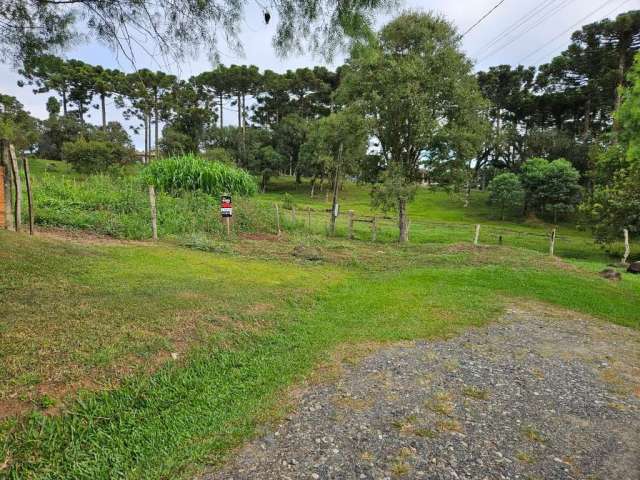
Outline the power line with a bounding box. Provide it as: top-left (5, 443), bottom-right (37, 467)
top-left (521, 0), bottom-right (634, 65)
top-left (478, 0), bottom-right (579, 63)
top-left (461, 0), bottom-right (508, 38)
top-left (474, 0), bottom-right (558, 54)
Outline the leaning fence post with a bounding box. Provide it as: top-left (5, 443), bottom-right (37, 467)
top-left (348, 210), bottom-right (354, 240)
top-left (622, 229), bottom-right (630, 265)
top-left (549, 228), bottom-right (556, 257)
top-left (275, 203), bottom-right (281, 236)
top-left (473, 224), bottom-right (481, 246)
top-left (371, 216), bottom-right (377, 242)
top-left (23, 157), bottom-right (34, 235)
top-left (8, 144), bottom-right (21, 232)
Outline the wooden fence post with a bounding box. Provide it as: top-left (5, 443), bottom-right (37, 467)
top-left (549, 228), bottom-right (556, 257)
top-left (8, 144), bottom-right (21, 232)
top-left (622, 229), bottom-right (630, 265)
top-left (148, 185), bottom-right (158, 241)
top-left (23, 157), bottom-right (34, 235)
top-left (473, 224), bottom-right (481, 245)
top-left (275, 203), bottom-right (281, 236)
top-left (0, 140), bottom-right (13, 230)
top-left (371, 216), bottom-right (377, 242)
top-left (307, 206), bottom-right (311, 229)
top-left (348, 210), bottom-right (354, 240)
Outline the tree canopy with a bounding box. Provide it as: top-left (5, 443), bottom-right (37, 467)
top-left (0, 0), bottom-right (394, 65)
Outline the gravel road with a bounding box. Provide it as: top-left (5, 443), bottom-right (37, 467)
top-left (203, 305), bottom-right (640, 480)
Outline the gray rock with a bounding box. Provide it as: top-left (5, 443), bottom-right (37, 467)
top-left (292, 245), bottom-right (323, 261)
top-left (599, 268), bottom-right (622, 281)
top-left (627, 261), bottom-right (640, 274)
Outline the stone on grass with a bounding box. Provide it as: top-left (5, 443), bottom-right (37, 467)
top-left (627, 261), bottom-right (640, 274)
top-left (599, 268), bottom-right (621, 281)
top-left (292, 245), bottom-right (323, 261)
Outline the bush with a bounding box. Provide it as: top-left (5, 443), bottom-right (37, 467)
top-left (141, 154), bottom-right (257, 196)
top-left (62, 137), bottom-right (133, 174)
top-left (488, 172), bottom-right (524, 220)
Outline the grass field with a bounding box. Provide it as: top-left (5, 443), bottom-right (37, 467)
top-left (1, 159), bottom-right (638, 478)
top-left (1, 226), bottom-right (639, 479)
top-left (23, 159), bottom-right (637, 263)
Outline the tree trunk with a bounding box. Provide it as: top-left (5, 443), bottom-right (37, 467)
top-left (154, 91), bottom-right (160, 159)
top-left (583, 97), bottom-right (591, 139)
top-left (329, 143), bottom-right (343, 235)
top-left (78, 101), bottom-right (84, 124)
top-left (241, 93), bottom-right (247, 164)
top-left (62, 91), bottom-right (68, 115)
top-left (398, 196), bottom-right (409, 243)
top-left (219, 92), bottom-right (223, 128)
top-left (464, 181), bottom-right (471, 208)
top-left (616, 45), bottom-right (626, 114)
top-left (101, 94), bottom-right (107, 128)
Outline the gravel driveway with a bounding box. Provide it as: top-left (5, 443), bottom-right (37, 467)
top-left (203, 306), bottom-right (640, 480)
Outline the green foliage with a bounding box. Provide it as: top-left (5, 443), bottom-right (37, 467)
top-left (0, 94), bottom-right (40, 152)
top-left (201, 147), bottom-right (235, 164)
top-left (62, 136), bottom-right (133, 174)
top-left (281, 192), bottom-right (295, 210)
top-left (617, 52), bottom-right (640, 163)
top-left (581, 159), bottom-right (640, 243)
top-left (33, 170), bottom-right (270, 239)
top-left (249, 145), bottom-right (286, 191)
top-left (338, 11), bottom-right (488, 240)
top-left (141, 154), bottom-right (257, 196)
top-left (521, 157), bottom-right (581, 221)
top-left (488, 173), bottom-right (524, 220)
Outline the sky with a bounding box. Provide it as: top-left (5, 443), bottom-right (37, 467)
top-left (1, 0), bottom-right (638, 148)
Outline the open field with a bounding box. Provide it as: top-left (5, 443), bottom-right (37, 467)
top-left (1, 226), bottom-right (638, 478)
top-left (23, 159), bottom-right (639, 263)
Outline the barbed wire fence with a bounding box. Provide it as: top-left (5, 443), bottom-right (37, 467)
top-left (267, 201), bottom-right (634, 263)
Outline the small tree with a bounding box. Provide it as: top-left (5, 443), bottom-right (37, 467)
top-left (521, 157), bottom-right (581, 222)
top-left (520, 157), bottom-right (549, 215)
top-left (488, 173), bottom-right (524, 220)
top-left (539, 159), bottom-right (581, 223)
top-left (338, 11), bottom-right (488, 242)
top-left (250, 145), bottom-right (286, 192)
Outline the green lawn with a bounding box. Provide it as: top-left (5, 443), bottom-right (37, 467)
top-left (1, 229), bottom-right (638, 479)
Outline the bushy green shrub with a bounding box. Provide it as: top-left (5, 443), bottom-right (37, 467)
top-left (62, 137), bottom-right (133, 174)
top-left (488, 172), bottom-right (524, 220)
top-left (141, 154), bottom-right (257, 196)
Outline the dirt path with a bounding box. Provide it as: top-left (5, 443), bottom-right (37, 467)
top-left (204, 306), bottom-right (640, 480)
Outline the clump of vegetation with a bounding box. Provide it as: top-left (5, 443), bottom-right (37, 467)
top-left (488, 173), bottom-right (524, 220)
top-left (62, 137), bottom-right (134, 174)
top-left (141, 154), bottom-right (257, 196)
top-left (33, 170), bottom-right (273, 239)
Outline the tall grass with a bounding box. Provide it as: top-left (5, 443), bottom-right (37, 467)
top-left (141, 154), bottom-right (257, 196)
top-left (33, 173), bottom-right (274, 240)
